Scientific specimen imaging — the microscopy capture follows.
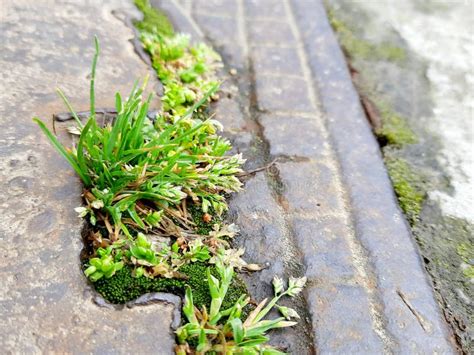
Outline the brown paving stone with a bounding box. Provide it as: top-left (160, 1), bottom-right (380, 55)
top-left (252, 45), bottom-right (304, 76)
top-left (254, 75), bottom-right (315, 112)
top-left (277, 161), bottom-right (344, 215)
top-left (306, 284), bottom-right (384, 353)
top-left (217, 43), bottom-right (247, 71)
top-left (0, 1), bottom-right (176, 352)
top-left (192, 0), bottom-right (237, 16)
top-left (193, 12), bottom-right (239, 44)
top-left (292, 216), bottom-right (357, 281)
top-left (290, 0), bottom-right (455, 352)
top-left (246, 19), bottom-right (295, 45)
top-left (260, 113), bottom-right (330, 159)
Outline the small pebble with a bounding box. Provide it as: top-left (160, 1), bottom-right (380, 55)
top-left (229, 68), bottom-right (237, 76)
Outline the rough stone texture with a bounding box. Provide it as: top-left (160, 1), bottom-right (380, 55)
top-left (0, 1), bottom-right (175, 353)
top-left (184, 0), bottom-right (455, 353)
top-left (252, 46), bottom-right (304, 76)
top-left (290, 0), bottom-right (456, 352)
top-left (260, 114), bottom-right (330, 159)
top-left (255, 75), bottom-right (315, 113)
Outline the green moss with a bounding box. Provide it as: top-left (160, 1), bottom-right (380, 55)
top-left (457, 243), bottom-right (474, 261)
top-left (463, 266), bottom-right (474, 279)
top-left (94, 265), bottom-right (184, 304)
top-left (187, 202), bottom-right (223, 235)
top-left (385, 157), bottom-right (425, 225)
top-left (374, 99), bottom-right (417, 146)
top-left (457, 243), bottom-right (474, 280)
top-left (375, 44), bottom-right (406, 62)
top-left (181, 262), bottom-right (249, 312)
top-left (327, 8), bottom-right (406, 62)
top-left (94, 262), bottom-right (249, 310)
top-left (134, 0), bottom-right (174, 36)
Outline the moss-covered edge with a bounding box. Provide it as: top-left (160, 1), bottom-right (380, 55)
top-left (326, 5), bottom-right (473, 350)
top-left (384, 156), bottom-right (424, 225)
top-left (326, 8), bottom-right (424, 224)
top-left (327, 8), bottom-right (407, 63)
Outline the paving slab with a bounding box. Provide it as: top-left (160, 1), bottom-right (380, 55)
top-left (0, 1), bottom-right (176, 353)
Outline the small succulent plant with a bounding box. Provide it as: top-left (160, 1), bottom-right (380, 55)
top-left (84, 246), bottom-right (124, 282)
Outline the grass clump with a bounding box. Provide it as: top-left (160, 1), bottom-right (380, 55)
top-left (34, 34), bottom-right (250, 284)
top-left (385, 157), bottom-right (425, 225)
top-left (35, 37), bottom-right (243, 243)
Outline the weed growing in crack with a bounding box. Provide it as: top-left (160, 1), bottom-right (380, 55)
top-left (176, 258), bottom-right (307, 354)
top-left (35, 36), bottom-right (247, 279)
top-left (33, 2), bottom-right (307, 351)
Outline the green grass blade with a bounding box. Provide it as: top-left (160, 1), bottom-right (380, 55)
top-left (90, 36), bottom-right (100, 121)
top-left (128, 205), bottom-right (146, 229)
top-left (56, 88), bottom-right (83, 128)
top-left (33, 118), bottom-right (90, 184)
top-left (76, 117), bottom-right (95, 186)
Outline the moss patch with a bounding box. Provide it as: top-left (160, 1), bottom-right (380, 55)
top-left (385, 157), bottom-right (425, 225)
top-left (327, 9), bottom-right (406, 62)
top-left (95, 265), bottom-right (184, 304)
top-left (374, 99), bottom-right (417, 146)
top-left (95, 262), bottom-right (249, 309)
top-left (134, 0), bottom-right (174, 36)
top-left (457, 243), bottom-right (474, 280)
top-left (188, 202), bottom-right (224, 235)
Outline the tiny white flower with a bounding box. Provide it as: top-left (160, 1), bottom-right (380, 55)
top-left (272, 276), bottom-right (284, 295)
top-left (287, 276), bottom-right (307, 297)
top-left (74, 206), bottom-right (88, 218)
top-left (277, 305), bottom-right (300, 320)
top-left (91, 199), bottom-right (104, 209)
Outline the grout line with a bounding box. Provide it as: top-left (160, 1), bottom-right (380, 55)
top-left (261, 110), bottom-right (321, 118)
top-left (251, 72), bottom-right (306, 80)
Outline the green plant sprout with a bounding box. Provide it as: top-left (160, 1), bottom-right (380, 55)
top-left (84, 246), bottom-right (124, 282)
top-left (176, 258), bottom-right (307, 354)
top-left (34, 37), bottom-right (244, 243)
